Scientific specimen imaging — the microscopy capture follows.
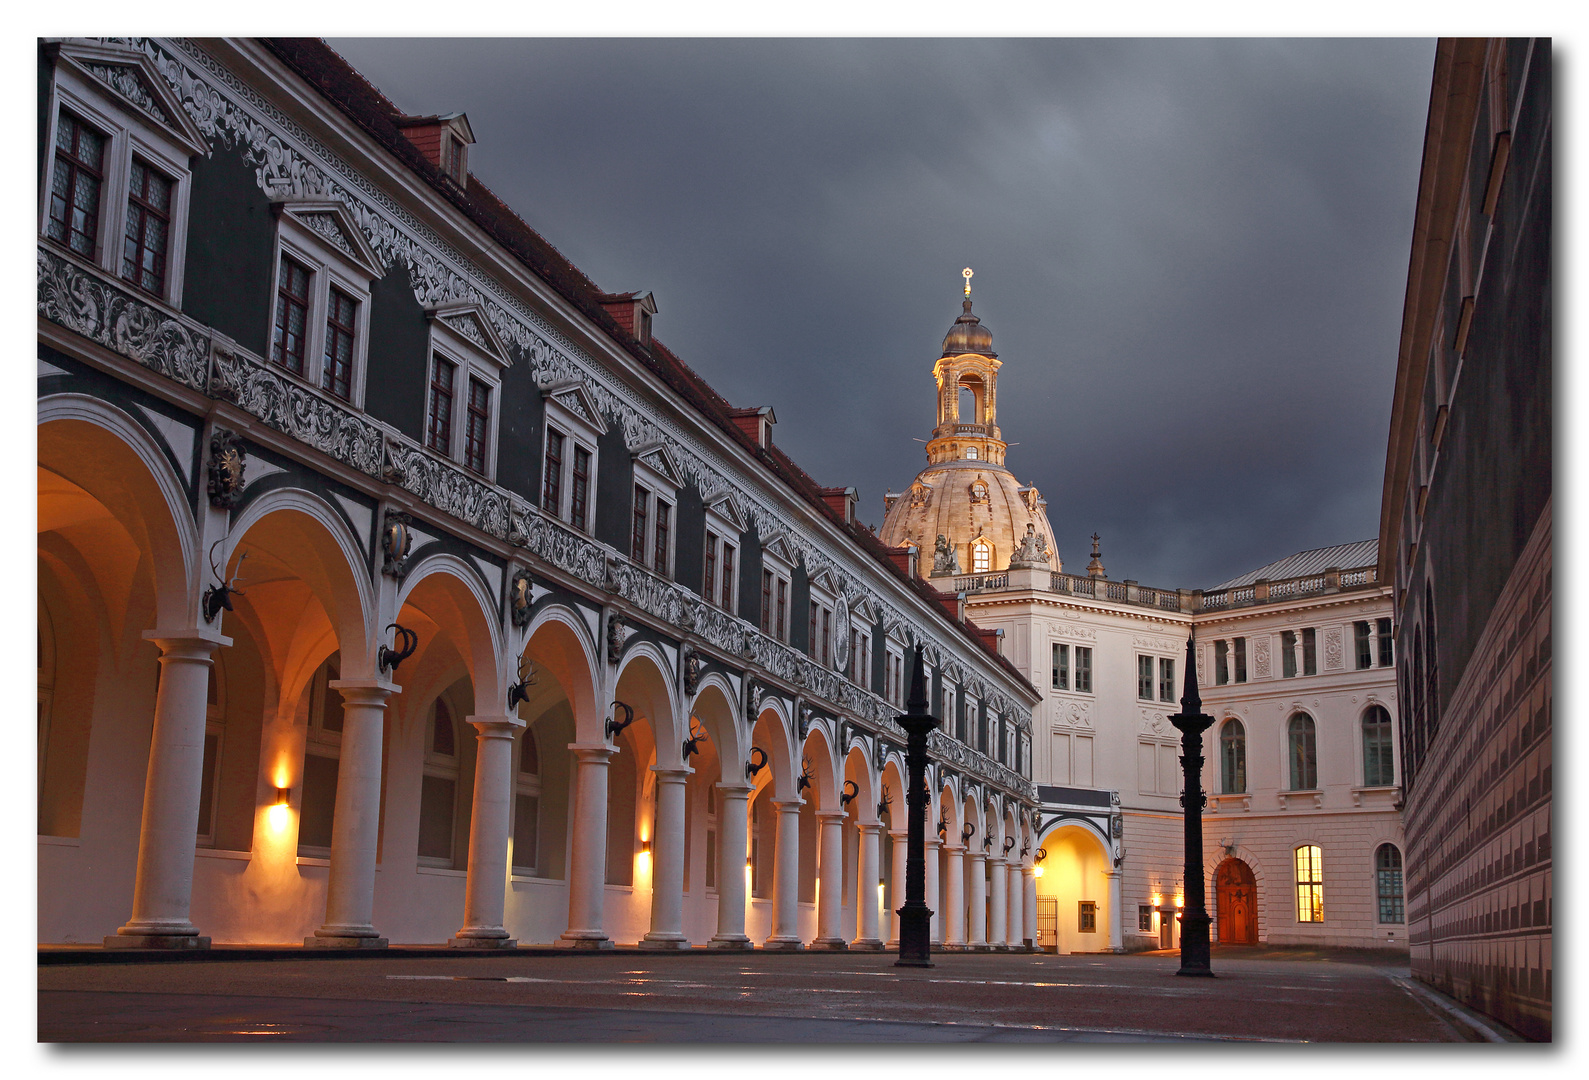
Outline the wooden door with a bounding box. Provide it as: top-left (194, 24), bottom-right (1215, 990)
top-left (1215, 858), bottom-right (1257, 944)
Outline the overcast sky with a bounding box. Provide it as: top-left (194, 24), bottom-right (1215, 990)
top-left (327, 37), bottom-right (1435, 589)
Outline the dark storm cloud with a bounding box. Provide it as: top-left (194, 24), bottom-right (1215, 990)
top-left (327, 37), bottom-right (1434, 588)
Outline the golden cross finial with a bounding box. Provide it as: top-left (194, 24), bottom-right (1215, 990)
top-left (962, 267), bottom-right (974, 297)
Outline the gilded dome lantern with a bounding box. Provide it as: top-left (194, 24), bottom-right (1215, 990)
top-left (880, 270), bottom-right (1061, 577)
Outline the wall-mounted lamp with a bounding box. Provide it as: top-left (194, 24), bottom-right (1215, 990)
top-left (273, 787), bottom-right (291, 807)
top-left (640, 839), bottom-right (652, 855)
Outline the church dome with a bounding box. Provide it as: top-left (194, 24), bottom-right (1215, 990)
top-left (941, 299), bottom-right (995, 357)
top-left (879, 460), bottom-right (1059, 577)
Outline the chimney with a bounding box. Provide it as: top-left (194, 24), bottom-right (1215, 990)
top-left (597, 291), bottom-right (657, 348)
top-left (727, 406), bottom-right (776, 449)
top-left (393, 113), bottom-right (475, 187)
top-left (819, 486), bottom-right (858, 525)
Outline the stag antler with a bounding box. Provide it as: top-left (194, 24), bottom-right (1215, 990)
top-left (797, 755), bottom-right (812, 793)
top-left (840, 780), bottom-right (859, 808)
top-left (507, 654), bottom-right (538, 711)
top-left (877, 786), bottom-right (893, 820)
top-left (605, 701), bottom-right (636, 742)
top-left (682, 716), bottom-right (708, 761)
top-left (746, 746), bottom-right (768, 780)
top-left (201, 539), bottom-right (247, 623)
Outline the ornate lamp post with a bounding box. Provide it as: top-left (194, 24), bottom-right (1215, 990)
top-left (895, 645), bottom-right (939, 968)
top-left (1169, 633), bottom-right (1215, 977)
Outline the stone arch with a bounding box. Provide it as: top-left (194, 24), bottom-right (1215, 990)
top-left (39, 398), bottom-right (197, 632)
top-left (225, 487), bottom-right (377, 697)
top-left (798, 726), bottom-right (839, 810)
top-left (613, 641), bottom-right (682, 767)
top-left (841, 745), bottom-right (876, 825)
top-left (1036, 821), bottom-right (1112, 954)
top-left (395, 552), bottom-right (506, 713)
top-left (687, 673), bottom-right (744, 782)
top-left (749, 699), bottom-right (796, 801)
top-left (521, 604), bottom-right (601, 745)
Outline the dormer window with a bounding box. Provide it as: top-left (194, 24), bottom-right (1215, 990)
top-left (394, 112), bottom-right (474, 186)
top-left (597, 291), bottom-right (658, 350)
top-left (637, 306), bottom-right (652, 347)
top-left (445, 135), bottom-right (466, 183)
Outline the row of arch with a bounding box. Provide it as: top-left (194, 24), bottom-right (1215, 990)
top-left (38, 396), bottom-right (1040, 948)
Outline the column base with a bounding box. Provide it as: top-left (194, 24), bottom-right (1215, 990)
top-left (639, 934), bottom-right (692, 950)
top-left (849, 939), bottom-right (884, 952)
top-left (808, 937), bottom-right (849, 951)
top-left (104, 933), bottom-right (210, 950)
top-left (451, 935), bottom-right (518, 949)
top-left (761, 937), bottom-right (805, 951)
top-left (556, 933), bottom-right (615, 949)
top-left (939, 942), bottom-right (972, 952)
top-left (968, 942), bottom-right (995, 951)
top-left (304, 934), bottom-right (388, 949)
top-left (708, 936), bottom-right (754, 950)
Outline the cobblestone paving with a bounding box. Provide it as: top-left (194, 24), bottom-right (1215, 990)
top-left (39, 947), bottom-right (1471, 1043)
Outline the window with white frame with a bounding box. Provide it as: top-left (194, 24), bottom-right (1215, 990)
top-left (759, 537), bottom-right (794, 644)
top-left (266, 200), bottom-right (382, 405)
top-left (1052, 642), bottom-right (1069, 691)
top-left (1294, 845), bottom-right (1324, 923)
top-left (542, 383), bottom-right (604, 532)
top-left (512, 725), bottom-right (541, 876)
top-left (1074, 646), bottom-right (1093, 693)
top-left (298, 652), bottom-right (345, 858)
top-left (886, 643), bottom-right (904, 707)
top-left (1158, 657), bottom-right (1176, 703)
top-left (41, 44), bottom-right (204, 306)
top-left (630, 445), bottom-right (680, 577)
top-left (703, 496), bottom-right (744, 613)
top-left (849, 626), bottom-right (870, 687)
top-left (423, 305), bottom-right (507, 478)
top-left (807, 580), bottom-right (835, 666)
top-left (1137, 655), bottom-right (1155, 700)
top-left (972, 538), bottom-right (992, 574)
top-left (418, 697), bottom-right (462, 868)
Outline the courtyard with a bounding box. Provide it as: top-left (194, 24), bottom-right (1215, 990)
top-left (38, 946), bottom-right (1500, 1043)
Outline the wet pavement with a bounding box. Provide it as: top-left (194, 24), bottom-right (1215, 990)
top-left (38, 946), bottom-right (1478, 1043)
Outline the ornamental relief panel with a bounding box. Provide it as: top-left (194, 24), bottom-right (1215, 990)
top-left (1139, 709), bottom-right (1171, 736)
top-left (79, 36), bottom-right (1031, 739)
top-left (1132, 635), bottom-right (1177, 653)
top-left (1323, 626), bottom-right (1344, 670)
top-left (1251, 635), bottom-right (1271, 678)
top-left (1051, 699), bottom-right (1093, 729)
top-left (1048, 624), bottom-right (1097, 640)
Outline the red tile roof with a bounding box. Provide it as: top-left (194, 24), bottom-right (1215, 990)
top-left (261, 38), bottom-right (1035, 697)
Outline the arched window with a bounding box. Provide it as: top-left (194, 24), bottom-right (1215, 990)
top-left (1219, 719), bottom-right (1246, 794)
top-left (1375, 844), bottom-right (1404, 924)
top-left (1362, 705), bottom-right (1394, 786)
top-left (972, 540), bottom-right (991, 574)
top-left (1288, 713), bottom-right (1317, 790)
top-left (1294, 845), bottom-right (1323, 922)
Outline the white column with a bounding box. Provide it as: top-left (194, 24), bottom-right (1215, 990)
top-left (1106, 868), bottom-right (1124, 952)
top-left (887, 828), bottom-right (908, 947)
top-left (968, 851), bottom-right (989, 948)
top-left (107, 629), bottom-right (228, 948)
top-left (1022, 862), bottom-right (1038, 949)
top-left (854, 823), bottom-right (883, 949)
top-left (989, 856), bottom-right (1008, 949)
top-left (925, 835), bottom-right (942, 945)
top-left (558, 744), bottom-right (614, 948)
top-left (308, 679), bottom-right (398, 947)
top-left (811, 810), bottom-right (848, 949)
top-left (453, 715), bottom-right (524, 947)
top-left (1369, 622), bottom-right (1382, 667)
top-left (765, 800), bottom-right (804, 949)
top-left (1006, 862), bottom-right (1023, 948)
top-left (641, 767), bottom-right (690, 948)
top-left (710, 782), bottom-right (752, 949)
top-left (944, 843), bottom-right (966, 948)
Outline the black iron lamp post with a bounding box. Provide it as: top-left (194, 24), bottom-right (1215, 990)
top-left (1168, 633), bottom-right (1215, 977)
top-left (895, 644), bottom-right (939, 968)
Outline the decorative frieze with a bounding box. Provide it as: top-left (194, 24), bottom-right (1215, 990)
top-left (37, 247), bottom-right (210, 393)
top-left (210, 344), bottom-right (384, 476)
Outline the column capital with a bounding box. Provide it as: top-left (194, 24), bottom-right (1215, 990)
top-left (1103, 868), bottom-right (1121, 879)
top-left (714, 781), bottom-right (754, 797)
top-left (143, 627), bottom-right (230, 657)
top-left (568, 743), bottom-right (617, 764)
top-left (651, 766), bottom-right (692, 783)
top-left (814, 809), bottom-right (847, 824)
top-left (942, 841), bottom-right (964, 855)
top-left (968, 850), bottom-right (987, 864)
top-left (770, 799), bottom-right (805, 815)
top-left (856, 821), bottom-right (885, 836)
top-left (888, 828), bottom-right (909, 842)
top-left (466, 714), bottom-right (526, 739)
top-left (328, 678), bottom-right (401, 705)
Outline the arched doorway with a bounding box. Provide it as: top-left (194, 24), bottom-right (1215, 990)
top-left (1034, 823), bottom-right (1110, 955)
top-left (1215, 858), bottom-right (1258, 945)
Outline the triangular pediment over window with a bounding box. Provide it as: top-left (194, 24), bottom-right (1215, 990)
top-left (544, 381), bottom-right (608, 434)
top-left (705, 491), bottom-right (747, 534)
top-left (428, 302), bottom-right (510, 368)
top-left (275, 200), bottom-right (385, 279)
top-left (632, 441), bottom-right (683, 488)
top-left (48, 41), bottom-right (208, 157)
top-left (761, 532), bottom-right (798, 567)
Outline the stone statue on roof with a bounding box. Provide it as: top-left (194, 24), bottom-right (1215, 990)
top-left (932, 533), bottom-right (960, 576)
top-left (1009, 522), bottom-right (1050, 569)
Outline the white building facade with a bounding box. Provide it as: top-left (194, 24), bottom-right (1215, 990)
top-left (883, 296), bottom-right (1407, 955)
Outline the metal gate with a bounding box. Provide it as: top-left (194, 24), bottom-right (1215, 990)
top-left (1036, 897), bottom-right (1058, 951)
